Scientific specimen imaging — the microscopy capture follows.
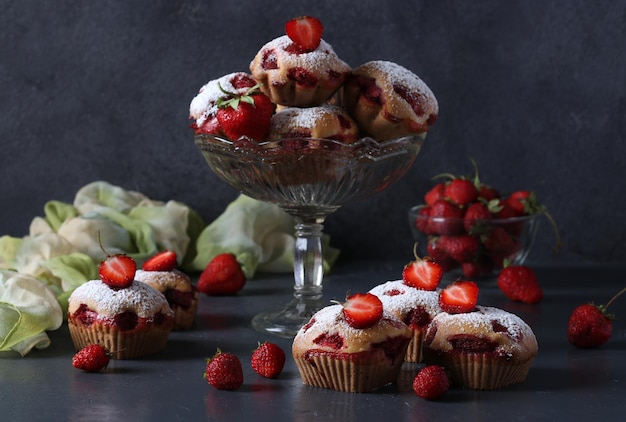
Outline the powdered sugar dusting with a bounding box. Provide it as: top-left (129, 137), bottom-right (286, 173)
top-left (252, 35), bottom-right (350, 78)
top-left (366, 60), bottom-right (433, 96)
top-left (369, 280), bottom-right (441, 317)
top-left (69, 279), bottom-right (173, 318)
top-left (270, 104), bottom-right (341, 131)
top-left (441, 306), bottom-right (534, 339)
top-left (294, 304), bottom-right (410, 353)
top-left (426, 306), bottom-right (538, 355)
top-left (135, 269), bottom-right (191, 292)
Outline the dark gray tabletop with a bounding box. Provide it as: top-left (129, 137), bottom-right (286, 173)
top-left (2, 262), bottom-right (625, 421)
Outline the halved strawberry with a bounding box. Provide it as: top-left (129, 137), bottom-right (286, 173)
top-left (99, 254), bottom-right (136, 289)
top-left (285, 16), bottom-right (324, 52)
top-left (341, 293), bottom-right (384, 329)
top-left (402, 252), bottom-right (443, 291)
top-left (143, 250), bottom-right (177, 272)
top-left (439, 280), bottom-right (479, 314)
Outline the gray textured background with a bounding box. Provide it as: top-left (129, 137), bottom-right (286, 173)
top-left (1, 0), bottom-right (625, 265)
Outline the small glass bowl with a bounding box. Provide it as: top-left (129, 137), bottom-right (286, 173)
top-left (408, 204), bottom-right (540, 278)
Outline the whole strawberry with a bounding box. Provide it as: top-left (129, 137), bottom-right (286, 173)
top-left (204, 350), bottom-right (244, 390)
top-left (497, 264), bottom-right (543, 304)
top-left (463, 201), bottom-right (492, 233)
top-left (413, 365), bottom-right (450, 400)
top-left (251, 342), bottom-right (286, 379)
top-left (437, 234), bottom-right (481, 264)
top-left (568, 287), bottom-right (625, 348)
top-left (197, 253), bottom-right (246, 295)
top-left (428, 199), bottom-right (464, 235)
top-left (72, 344), bottom-right (110, 372)
top-left (444, 178), bottom-right (479, 207)
top-left (216, 82), bottom-right (275, 142)
top-left (424, 182), bottom-right (445, 206)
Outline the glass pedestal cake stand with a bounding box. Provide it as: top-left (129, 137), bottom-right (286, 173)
top-left (194, 134), bottom-right (425, 338)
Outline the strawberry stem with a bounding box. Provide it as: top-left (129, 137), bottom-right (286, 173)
top-left (524, 192), bottom-right (562, 254)
top-left (539, 205), bottom-right (562, 253)
top-left (96, 230), bottom-right (110, 257)
top-left (605, 287), bottom-right (626, 310)
top-left (412, 242), bottom-right (422, 261)
top-left (431, 172), bottom-right (456, 181)
top-left (468, 157), bottom-right (481, 188)
top-left (217, 82), bottom-right (264, 110)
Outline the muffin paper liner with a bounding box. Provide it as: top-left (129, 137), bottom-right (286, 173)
top-left (69, 320), bottom-right (173, 360)
top-left (294, 352), bottom-right (407, 393)
top-left (405, 328), bottom-right (425, 363)
top-left (424, 352), bottom-right (534, 390)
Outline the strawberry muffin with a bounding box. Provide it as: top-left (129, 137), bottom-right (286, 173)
top-left (189, 72), bottom-right (261, 136)
top-left (343, 60), bottom-right (438, 141)
top-left (68, 255), bottom-right (175, 359)
top-left (250, 17), bottom-right (351, 107)
top-left (369, 280), bottom-right (441, 363)
top-left (134, 269), bottom-right (198, 330)
top-left (268, 104), bottom-right (359, 143)
top-left (422, 306), bottom-right (538, 390)
top-left (292, 293), bottom-right (411, 393)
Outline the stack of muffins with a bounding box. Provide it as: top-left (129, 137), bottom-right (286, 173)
top-left (190, 18), bottom-right (439, 144)
top-left (292, 265), bottom-right (538, 392)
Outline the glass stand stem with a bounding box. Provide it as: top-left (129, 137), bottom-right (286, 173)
top-left (251, 216), bottom-right (327, 338)
top-left (294, 218), bottom-right (324, 302)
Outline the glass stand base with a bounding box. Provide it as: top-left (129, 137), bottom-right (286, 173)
top-left (251, 297), bottom-right (326, 338)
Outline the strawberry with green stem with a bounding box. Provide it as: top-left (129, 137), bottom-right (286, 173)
top-left (497, 263), bottom-right (543, 304)
top-left (431, 157), bottom-right (483, 207)
top-left (568, 287), bottom-right (626, 348)
top-left (251, 342), bottom-right (286, 379)
top-left (216, 82), bottom-right (275, 142)
top-left (72, 344), bottom-right (111, 372)
top-left (204, 349), bottom-right (244, 390)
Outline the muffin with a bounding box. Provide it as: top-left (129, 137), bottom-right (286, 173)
top-left (292, 297), bottom-right (411, 393)
top-left (250, 35), bottom-right (351, 107)
top-left (343, 60), bottom-right (438, 141)
top-left (189, 72), bottom-right (259, 135)
top-left (134, 269), bottom-right (198, 330)
top-left (268, 104), bottom-right (359, 143)
top-left (369, 280), bottom-right (441, 363)
top-left (422, 306), bottom-right (538, 390)
top-left (68, 279), bottom-right (175, 359)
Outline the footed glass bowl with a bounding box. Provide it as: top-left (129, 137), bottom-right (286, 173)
top-left (408, 204), bottom-right (540, 279)
top-left (195, 133), bottom-right (425, 337)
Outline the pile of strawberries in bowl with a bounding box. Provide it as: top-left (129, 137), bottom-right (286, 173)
top-left (408, 160), bottom-right (559, 278)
